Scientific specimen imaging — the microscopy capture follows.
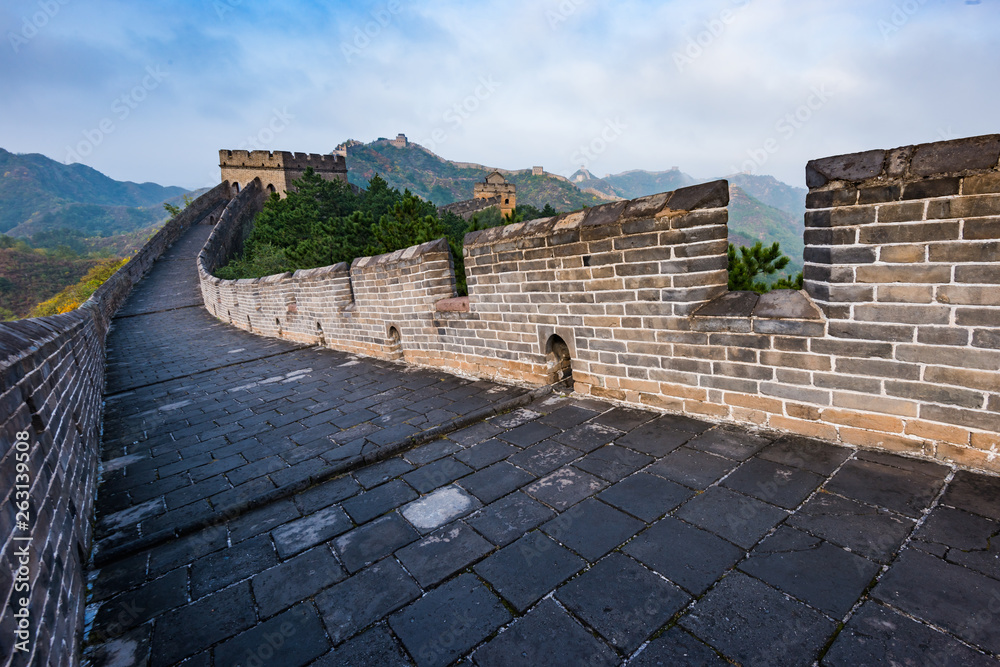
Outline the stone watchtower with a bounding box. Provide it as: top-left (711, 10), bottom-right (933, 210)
top-left (474, 171), bottom-right (516, 217)
top-left (219, 150), bottom-right (347, 198)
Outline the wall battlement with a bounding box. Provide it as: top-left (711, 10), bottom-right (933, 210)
top-left (219, 149), bottom-right (347, 197)
top-left (200, 134), bottom-right (1000, 475)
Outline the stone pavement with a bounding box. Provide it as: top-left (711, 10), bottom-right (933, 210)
top-left (84, 224), bottom-right (1000, 666)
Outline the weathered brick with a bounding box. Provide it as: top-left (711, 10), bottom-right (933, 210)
top-left (855, 265), bottom-right (951, 284)
top-left (923, 366), bottom-right (998, 392)
top-left (858, 185), bottom-right (901, 205)
top-left (835, 358), bottom-right (921, 381)
top-left (822, 409), bottom-right (904, 433)
top-left (859, 222), bottom-right (959, 245)
top-left (955, 265), bottom-right (1000, 284)
top-left (832, 392), bottom-right (918, 418)
top-left (879, 244), bottom-right (926, 263)
top-left (963, 172), bottom-right (1000, 195)
top-left (956, 308), bottom-right (1000, 327)
top-left (972, 329), bottom-right (1000, 349)
top-left (963, 218), bottom-right (1000, 240)
top-left (936, 443), bottom-right (1000, 473)
top-left (786, 403), bottom-right (821, 420)
top-left (769, 415), bottom-right (838, 441)
top-left (854, 304), bottom-right (950, 325)
top-left (877, 201), bottom-right (925, 223)
top-left (920, 404), bottom-right (996, 432)
top-left (917, 327), bottom-right (970, 346)
top-left (928, 195), bottom-right (1000, 220)
top-left (904, 420), bottom-right (969, 445)
top-left (900, 178), bottom-right (960, 201)
top-left (839, 428), bottom-right (929, 457)
top-left (803, 227), bottom-right (858, 246)
top-left (885, 381), bottom-right (985, 409)
top-left (876, 285), bottom-right (933, 303)
top-left (759, 351), bottom-right (831, 371)
top-left (829, 321), bottom-right (915, 343)
top-left (804, 247), bottom-right (876, 264)
top-left (928, 240), bottom-right (1000, 263)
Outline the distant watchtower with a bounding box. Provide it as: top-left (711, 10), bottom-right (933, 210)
top-left (219, 150), bottom-right (347, 198)
top-left (474, 171), bottom-right (516, 217)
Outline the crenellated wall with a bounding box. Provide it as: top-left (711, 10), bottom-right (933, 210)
top-left (199, 136), bottom-right (1000, 474)
top-left (219, 150), bottom-right (347, 197)
top-left (0, 182), bottom-right (231, 667)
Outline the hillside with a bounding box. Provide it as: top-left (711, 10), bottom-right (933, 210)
top-left (727, 185), bottom-right (804, 270)
top-left (721, 173), bottom-right (807, 222)
top-left (0, 148), bottom-right (186, 236)
top-left (0, 240), bottom-right (103, 318)
top-left (344, 141), bottom-right (604, 211)
top-left (572, 168), bottom-right (697, 201)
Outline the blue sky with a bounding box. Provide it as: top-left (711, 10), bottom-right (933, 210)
top-left (1, 0), bottom-right (996, 190)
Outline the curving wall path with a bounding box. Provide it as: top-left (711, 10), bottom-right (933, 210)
top-left (199, 135), bottom-right (1000, 476)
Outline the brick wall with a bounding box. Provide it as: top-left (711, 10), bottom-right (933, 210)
top-left (199, 135), bottom-right (1000, 474)
top-left (0, 183), bottom-right (231, 667)
top-left (218, 150), bottom-right (347, 197)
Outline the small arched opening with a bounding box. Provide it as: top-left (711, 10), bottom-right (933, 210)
top-left (266, 184), bottom-right (276, 195)
top-left (233, 182), bottom-right (241, 193)
top-left (545, 334), bottom-right (573, 385)
top-left (386, 325), bottom-right (403, 359)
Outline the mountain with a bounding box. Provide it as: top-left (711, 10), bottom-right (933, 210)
top-left (726, 185), bottom-right (804, 272)
top-left (0, 148), bottom-right (187, 236)
top-left (721, 173), bottom-right (807, 222)
top-left (0, 239), bottom-right (103, 318)
top-left (572, 167), bottom-right (698, 201)
top-left (344, 140), bottom-right (605, 212)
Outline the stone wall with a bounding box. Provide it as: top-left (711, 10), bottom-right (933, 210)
top-left (198, 135), bottom-right (1000, 474)
top-left (0, 183), bottom-right (231, 667)
top-left (218, 150), bottom-right (347, 197)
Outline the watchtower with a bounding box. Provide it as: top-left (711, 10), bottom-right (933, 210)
top-left (219, 150), bottom-right (347, 198)
top-left (473, 171), bottom-right (516, 216)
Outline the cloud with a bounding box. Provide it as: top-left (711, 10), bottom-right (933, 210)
top-left (0, 0), bottom-right (996, 189)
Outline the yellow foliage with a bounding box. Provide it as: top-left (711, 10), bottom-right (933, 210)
top-left (30, 257), bottom-right (129, 317)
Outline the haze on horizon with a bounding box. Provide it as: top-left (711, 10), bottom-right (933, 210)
top-left (1, 0), bottom-right (996, 191)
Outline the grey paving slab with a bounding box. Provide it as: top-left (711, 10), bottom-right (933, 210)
top-left (646, 447), bottom-right (739, 489)
top-left (464, 492), bottom-right (556, 547)
top-left (675, 486), bottom-right (788, 549)
top-left (524, 465), bottom-right (608, 511)
top-left (541, 498), bottom-right (644, 562)
top-left (826, 457), bottom-right (948, 518)
top-left (212, 603), bottom-right (330, 667)
top-left (251, 546), bottom-right (346, 618)
top-left (630, 627), bottom-right (729, 667)
top-left (557, 553), bottom-right (689, 653)
top-left (315, 625), bottom-right (413, 666)
top-left (722, 457), bottom-right (825, 509)
top-left (334, 513), bottom-right (420, 573)
top-left (474, 532), bottom-right (586, 612)
top-left (597, 472), bottom-right (693, 522)
top-left (787, 492), bottom-right (915, 563)
top-left (394, 521), bottom-right (494, 587)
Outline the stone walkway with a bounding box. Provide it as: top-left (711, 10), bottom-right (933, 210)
top-left (85, 225), bottom-right (1000, 666)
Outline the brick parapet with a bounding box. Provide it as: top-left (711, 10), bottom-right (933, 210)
top-left (200, 137), bottom-right (1000, 475)
top-left (0, 182), bottom-right (232, 666)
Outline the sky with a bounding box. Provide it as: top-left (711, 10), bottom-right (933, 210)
top-left (0, 0), bottom-right (996, 191)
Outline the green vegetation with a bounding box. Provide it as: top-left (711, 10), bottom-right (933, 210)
top-left (215, 169), bottom-right (561, 297)
top-left (29, 257), bottom-right (129, 317)
top-left (728, 241), bottom-right (803, 294)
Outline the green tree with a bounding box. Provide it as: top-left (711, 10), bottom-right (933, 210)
top-left (728, 241), bottom-right (802, 294)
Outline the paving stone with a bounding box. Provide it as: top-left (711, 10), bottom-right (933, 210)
top-left (394, 521), bottom-right (494, 587)
top-left (541, 498), bottom-right (644, 562)
top-left (948, 538), bottom-right (1000, 581)
top-left (213, 603), bottom-right (330, 667)
top-left (740, 526), bottom-right (880, 617)
top-left (507, 440), bottom-right (580, 476)
top-left (616, 417), bottom-right (696, 456)
top-left (333, 408), bottom-right (378, 429)
top-left (646, 448), bottom-right (738, 489)
top-left (404, 439), bottom-right (462, 465)
top-left (856, 450), bottom-right (949, 477)
top-left (94, 568), bottom-right (188, 638)
top-left (315, 558), bottom-right (421, 645)
top-left (597, 472), bottom-right (694, 522)
top-left (403, 457), bottom-right (474, 494)
top-left (150, 582), bottom-right (257, 667)
top-left (592, 406), bottom-right (655, 432)
top-left (353, 457), bottom-right (415, 489)
top-left (537, 405), bottom-right (600, 429)
top-left (293, 475), bottom-right (362, 514)
top-left (573, 444), bottom-right (652, 482)
top-left (758, 435), bottom-right (852, 475)
top-left (488, 408), bottom-right (541, 429)
top-left (313, 625), bottom-right (413, 666)
top-left (722, 457), bottom-right (824, 510)
top-left (90, 551), bottom-right (149, 602)
top-left (458, 461), bottom-right (535, 504)
top-left (447, 421), bottom-right (503, 446)
top-left (389, 573), bottom-right (512, 667)
top-left (453, 439), bottom-right (517, 470)
top-left (823, 600), bottom-right (998, 667)
top-left (272, 505), bottom-right (353, 559)
top-left (191, 533), bottom-right (278, 597)
top-left (334, 513), bottom-right (419, 573)
top-left (680, 573), bottom-right (837, 667)
top-left (630, 626), bottom-right (729, 667)
top-left (227, 499), bottom-right (301, 544)
top-left (497, 421), bottom-right (561, 447)
top-left (147, 525), bottom-right (228, 577)
top-left (400, 485), bottom-right (481, 533)
top-left (252, 546), bottom-right (346, 618)
top-left (226, 456), bottom-right (287, 486)
top-left (474, 532), bottom-right (586, 611)
top-left (557, 552), bottom-right (689, 653)
top-left (685, 426), bottom-right (772, 461)
top-left (624, 516), bottom-right (744, 595)
top-left (942, 470), bottom-right (1000, 521)
top-left (525, 466), bottom-right (609, 511)
top-left (465, 492), bottom-right (556, 547)
top-left (675, 486), bottom-right (788, 549)
top-left (873, 548), bottom-right (1000, 653)
top-left (826, 458), bottom-right (947, 518)
top-left (551, 423), bottom-right (623, 453)
top-left (342, 480), bottom-right (419, 524)
top-left (913, 505), bottom-right (998, 552)
top-left (473, 598), bottom-right (617, 667)
top-left (787, 492), bottom-right (914, 563)
top-left (83, 624), bottom-right (152, 667)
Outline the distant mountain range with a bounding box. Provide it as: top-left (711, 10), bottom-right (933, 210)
top-left (0, 148), bottom-right (188, 237)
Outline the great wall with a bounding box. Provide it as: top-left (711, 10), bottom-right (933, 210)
top-left (1, 134), bottom-right (998, 664)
